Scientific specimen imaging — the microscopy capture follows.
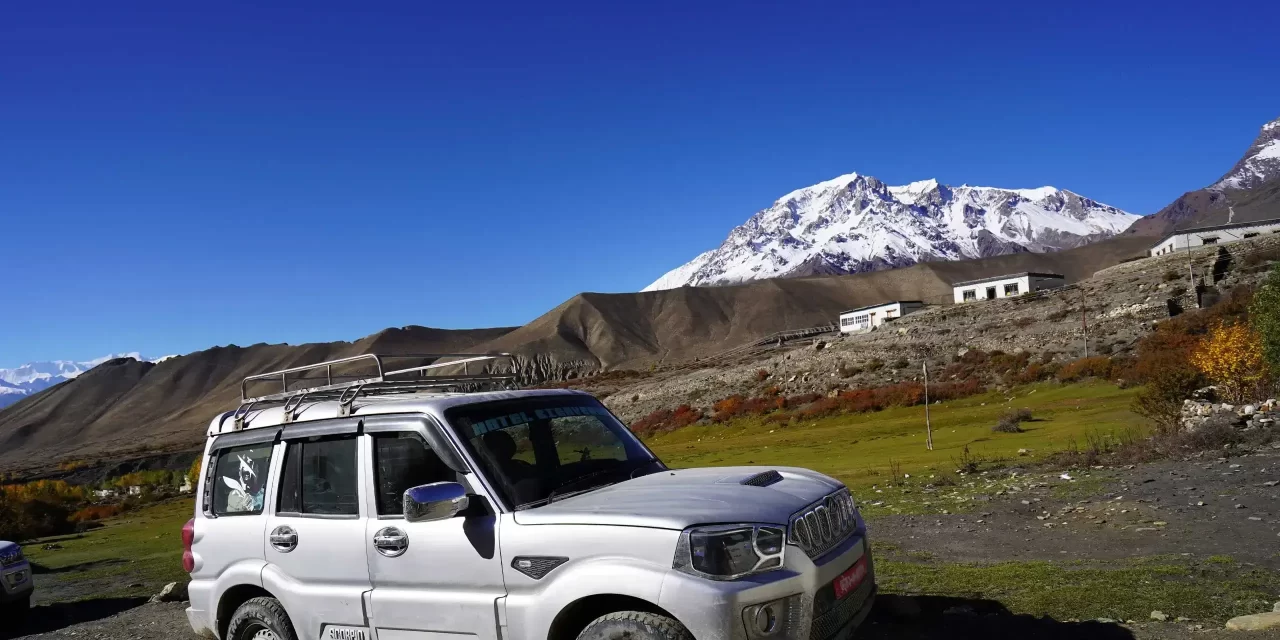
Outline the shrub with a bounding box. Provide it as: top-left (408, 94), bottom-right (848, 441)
top-left (1251, 264), bottom-right (1280, 378)
top-left (754, 369), bottom-right (770, 382)
top-left (837, 363), bottom-right (862, 378)
top-left (1047, 308), bottom-right (1073, 322)
top-left (1189, 322), bottom-right (1270, 403)
top-left (993, 408), bottom-right (1033, 433)
top-left (891, 358), bottom-right (909, 370)
top-left (1163, 269), bottom-right (1182, 282)
top-left (1132, 368), bottom-right (1203, 432)
top-left (1055, 356), bottom-right (1113, 382)
top-left (69, 504), bottom-right (124, 523)
top-left (865, 358), bottom-right (885, 372)
top-left (1013, 316), bottom-right (1035, 328)
top-left (630, 404), bottom-right (704, 436)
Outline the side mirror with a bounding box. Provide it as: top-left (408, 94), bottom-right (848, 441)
top-left (403, 482), bottom-right (470, 523)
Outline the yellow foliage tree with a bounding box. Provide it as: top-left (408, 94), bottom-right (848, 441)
top-left (1189, 322), bottom-right (1269, 403)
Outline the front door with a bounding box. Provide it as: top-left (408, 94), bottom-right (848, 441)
top-left (263, 434), bottom-right (372, 640)
top-left (363, 430), bottom-right (507, 640)
top-left (986, 286), bottom-right (996, 300)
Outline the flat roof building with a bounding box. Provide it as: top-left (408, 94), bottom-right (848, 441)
top-left (838, 301), bottom-right (924, 334)
top-left (1149, 217), bottom-right (1280, 257)
top-left (952, 272), bottom-right (1064, 304)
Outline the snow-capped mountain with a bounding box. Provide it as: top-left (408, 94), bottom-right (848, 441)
top-left (1211, 116), bottom-right (1280, 192)
top-left (644, 173), bottom-right (1140, 291)
top-left (0, 353), bottom-right (171, 409)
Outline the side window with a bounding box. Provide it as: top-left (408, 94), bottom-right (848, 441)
top-left (211, 443), bottom-right (273, 516)
top-left (277, 436), bottom-right (360, 516)
top-left (373, 433), bottom-right (456, 516)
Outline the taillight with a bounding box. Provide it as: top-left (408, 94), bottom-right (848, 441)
top-left (182, 518), bottom-right (195, 573)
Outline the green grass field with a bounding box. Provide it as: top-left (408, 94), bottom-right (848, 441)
top-left (24, 499), bottom-right (193, 604)
top-left (646, 381), bottom-right (1146, 492)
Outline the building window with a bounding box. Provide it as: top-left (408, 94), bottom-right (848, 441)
top-left (1004, 283), bottom-right (1020, 296)
top-left (962, 290), bottom-right (976, 301)
top-left (1201, 237), bottom-right (1218, 245)
top-left (1243, 232), bottom-right (1259, 238)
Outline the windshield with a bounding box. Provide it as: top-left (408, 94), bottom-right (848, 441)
top-left (445, 395), bottom-right (663, 510)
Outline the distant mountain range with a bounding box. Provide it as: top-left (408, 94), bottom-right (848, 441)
top-left (645, 176), bottom-right (1140, 290)
top-left (0, 353), bottom-right (175, 408)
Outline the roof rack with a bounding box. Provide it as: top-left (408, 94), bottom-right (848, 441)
top-left (233, 353), bottom-right (516, 429)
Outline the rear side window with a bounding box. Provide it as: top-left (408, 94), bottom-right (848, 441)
top-left (373, 433), bottom-right (457, 516)
top-left (277, 437), bottom-right (360, 516)
top-left (211, 443), bottom-right (273, 516)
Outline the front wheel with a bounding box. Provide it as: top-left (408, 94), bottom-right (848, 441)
top-left (225, 596), bottom-right (298, 640)
top-left (577, 611), bottom-right (694, 640)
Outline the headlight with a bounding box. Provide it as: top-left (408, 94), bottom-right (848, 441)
top-left (673, 524), bottom-right (786, 580)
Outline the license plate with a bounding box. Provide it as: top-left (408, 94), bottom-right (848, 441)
top-left (833, 555), bottom-right (868, 600)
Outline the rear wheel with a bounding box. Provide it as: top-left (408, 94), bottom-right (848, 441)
top-left (576, 611), bottom-right (693, 640)
top-left (225, 596), bottom-right (298, 640)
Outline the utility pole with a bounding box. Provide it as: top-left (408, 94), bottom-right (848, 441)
top-left (1080, 287), bottom-right (1089, 359)
top-left (923, 360), bottom-right (933, 451)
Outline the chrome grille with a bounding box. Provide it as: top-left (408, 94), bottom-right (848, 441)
top-left (788, 489), bottom-right (857, 559)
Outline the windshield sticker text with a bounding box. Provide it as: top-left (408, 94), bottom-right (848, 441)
top-left (469, 405), bottom-right (610, 437)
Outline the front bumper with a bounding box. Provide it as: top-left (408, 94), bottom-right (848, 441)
top-left (0, 561), bottom-right (34, 603)
top-left (659, 532), bottom-right (876, 640)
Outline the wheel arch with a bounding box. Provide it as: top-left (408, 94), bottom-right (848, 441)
top-left (216, 584), bottom-right (277, 639)
top-left (547, 594), bottom-right (682, 640)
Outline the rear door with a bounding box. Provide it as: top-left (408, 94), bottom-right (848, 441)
top-left (262, 426), bottom-right (372, 640)
top-left (362, 422), bottom-right (507, 640)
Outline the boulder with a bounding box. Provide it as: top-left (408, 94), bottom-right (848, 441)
top-left (1150, 610), bottom-right (1168, 621)
top-left (1226, 612), bottom-right (1280, 631)
top-left (150, 581), bottom-right (190, 603)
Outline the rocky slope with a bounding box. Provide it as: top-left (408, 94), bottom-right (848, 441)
top-left (1126, 114), bottom-right (1280, 237)
top-left (645, 174), bottom-right (1139, 290)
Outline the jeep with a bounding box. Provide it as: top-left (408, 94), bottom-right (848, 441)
top-left (184, 354), bottom-right (875, 640)
top-left (0, 539), bottom-right (33, 624)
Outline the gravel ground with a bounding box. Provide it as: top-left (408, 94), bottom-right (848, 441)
top-left (872, 447), bottom-right (1280, 568)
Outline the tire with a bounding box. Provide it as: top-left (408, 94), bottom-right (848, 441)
top-left (225, 596), bottom-right (298, 640)
top-left (576, 611), bottom-right (694, 640)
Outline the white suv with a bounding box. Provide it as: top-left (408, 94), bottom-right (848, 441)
top-left (184, 354), bottom-right (875, 640)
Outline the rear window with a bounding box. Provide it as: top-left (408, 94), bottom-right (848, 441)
top-left (211, 443), bottom-right (273, 516)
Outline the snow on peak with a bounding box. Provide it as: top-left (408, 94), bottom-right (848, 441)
top-left (0, 352), bottom-right (170, 409)
top-left (643, 172), bottom-right (1138, 291)
top-left (1212, 116), bottom-right (1280, 191)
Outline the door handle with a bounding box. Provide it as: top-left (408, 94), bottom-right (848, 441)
top-left (373, 526), bottom-right (408, 557)
top-left (269, 525), bottom-right (298, 553)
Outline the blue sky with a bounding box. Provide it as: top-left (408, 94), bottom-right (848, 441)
top-left (3, 0), bottom-right (1279, 368)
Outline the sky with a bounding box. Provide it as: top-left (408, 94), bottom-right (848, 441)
top-left (2, 0), bottom-right (1279, 368)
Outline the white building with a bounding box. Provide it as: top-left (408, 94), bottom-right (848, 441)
top-left (952, 272), bottom-right (1065, 303)
top-left (838, 301), bottom-right (924, 334)
top-left (1149, 217), bottom-right (1280, 257)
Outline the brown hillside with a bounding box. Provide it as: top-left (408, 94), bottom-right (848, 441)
top-left (0, 327), bottom-right (513, 473)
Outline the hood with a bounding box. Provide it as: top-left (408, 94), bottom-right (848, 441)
top-left (513, 466), bottom-right (843, 530)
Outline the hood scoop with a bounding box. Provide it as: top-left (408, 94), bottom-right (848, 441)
top-left (738, 470), bottom-right (783, 487)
